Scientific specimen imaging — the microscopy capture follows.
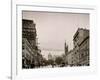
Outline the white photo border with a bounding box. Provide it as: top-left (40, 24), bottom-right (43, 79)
top-left (12, 3), bottom-right (98, 80)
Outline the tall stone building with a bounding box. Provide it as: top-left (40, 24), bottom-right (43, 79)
top-left (22, 19), bottom-right (42, 68)
top-left (78, 29), bottom-right (89, 66)
top-left (73, 28), bottom-right (89, 66)
top-left (22, 19), bottom-right (37, 49)
top-left (22, 38), bottom-right (36, 68)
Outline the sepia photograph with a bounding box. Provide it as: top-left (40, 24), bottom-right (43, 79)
top-left (22, 11), bottom-right (90, 69)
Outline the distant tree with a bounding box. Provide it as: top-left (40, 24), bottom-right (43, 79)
top-left (55, 56), bottom-right (63, 65)
top-left (42, 58), bottom-right (48, 66)
top-left (48, 59), bottom-right (54, 65)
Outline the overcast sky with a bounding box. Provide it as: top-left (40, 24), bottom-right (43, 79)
top-left (22, 11), bottom-right (89, 52)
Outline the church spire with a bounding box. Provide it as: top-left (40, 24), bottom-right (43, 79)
top-left (64, 41), bottom-right (68, 55)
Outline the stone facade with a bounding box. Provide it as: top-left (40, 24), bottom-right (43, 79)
top-left (22, 19), bottom-right (43, 68)
top-left (73, 28), bottom-right (89, 66)
top-left (67, 49), bottom-right (74, 66)
top-left (65, 28), bottom-right (89, 66)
